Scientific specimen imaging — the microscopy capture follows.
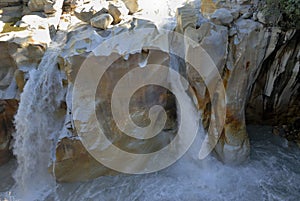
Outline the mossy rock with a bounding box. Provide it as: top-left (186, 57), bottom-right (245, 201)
top-left (1, 22), bottom-right (26, 33)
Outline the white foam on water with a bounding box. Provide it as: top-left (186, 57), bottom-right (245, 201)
top-left (10, 32), bottom-right (67, 201)
top-left (49, 126), bottom-right (300, 201)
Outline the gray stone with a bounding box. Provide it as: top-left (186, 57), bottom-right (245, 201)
top-left (211, 8), bottom-right (233, 26)
top-left (90, 13), bottom-right (113, 29)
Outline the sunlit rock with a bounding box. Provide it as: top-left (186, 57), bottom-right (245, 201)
top-left (90, 13), bottom-right (113, 29)
top-left (176, 3), bottom-right (294, 164)
top-left (200, 0), bottom-right (217, 17)
top-left (108, 1), bottom-right (128, 24)
top-left (121, 0), bottom-right (140, 14)
top-left (54, 21), bottom-right (177, 182)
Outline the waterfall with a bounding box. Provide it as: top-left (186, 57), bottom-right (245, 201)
top-left (12, 32), bottom-right (67, 201)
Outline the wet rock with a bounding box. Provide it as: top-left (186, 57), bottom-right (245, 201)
top-left (14, 70), bottom-right (25, 93)
top-left (55, 21), bottom-right (177, 182)
top-left (90, 13), bottom-right (113, 29)
top-left (176, 4), bottom-right (288, 164)
top-left (0, 17), bottom-right (50, 99)
top-left (247, 30), bottom-right (300, 126)
top-left (52, 138), bottom-right (117, 182)
top-left (0, 100), bottom-right (18, 165)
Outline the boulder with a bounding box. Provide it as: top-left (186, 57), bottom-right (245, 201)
top-left (90, 14), bottom-right (113, 29)
top-left (74, 5), bottom-right (96, 22)
top-left (28, 0), bottom-right (55, 12)
top-left (55, 21), bottom-right (177, 182)
top-left (121, 0), bottom-right (140, 14)
top-left (211, 8), bottom-right (233, 26)
top-left (108, 1), bottom-right (128, 24)
top-left (52, 138), bottom-right (117, 182)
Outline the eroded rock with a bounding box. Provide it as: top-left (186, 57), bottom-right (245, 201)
top-left (54, 21), bottom-right (177, 182)
top-left (176, 4), bottom-right (290, 164)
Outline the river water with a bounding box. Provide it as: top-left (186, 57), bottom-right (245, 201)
top-left (1, 126), bottom-right (299, 201)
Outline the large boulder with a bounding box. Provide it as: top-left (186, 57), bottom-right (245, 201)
top-left (54, 21), bottom-right (177, 182)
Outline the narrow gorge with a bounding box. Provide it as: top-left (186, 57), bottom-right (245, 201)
top-left (0, 0), bottom-right (299, 200)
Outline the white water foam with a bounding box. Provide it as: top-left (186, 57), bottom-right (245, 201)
top-left (48, 126), bottom-right (300, 201)
top-left (11, 32), bottom-right (67, 201)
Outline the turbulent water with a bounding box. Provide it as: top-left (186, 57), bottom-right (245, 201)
top-left (9, 32), bottom-right (67, 201)
top-left (0, 0), bottom-right (299, 200)
top-left (1, 126), bottom-right (300, 201)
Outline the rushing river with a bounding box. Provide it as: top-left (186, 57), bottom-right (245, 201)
top-left (1, 125), bottom-right (299, 201)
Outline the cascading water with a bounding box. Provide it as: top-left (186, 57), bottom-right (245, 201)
top-left (0, 1), bottom-right (299, 201)
top-left (12, 32), bottom-right (67, 201)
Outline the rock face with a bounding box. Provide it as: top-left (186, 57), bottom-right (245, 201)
top-left (247, 30), bottom-right (300, 125)
top-left (176, 2), bottom-right (299, 164)
top-left (0, 100), bottom-right (18, 165)
top-left (54, 21), bottom-right (177, 182)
